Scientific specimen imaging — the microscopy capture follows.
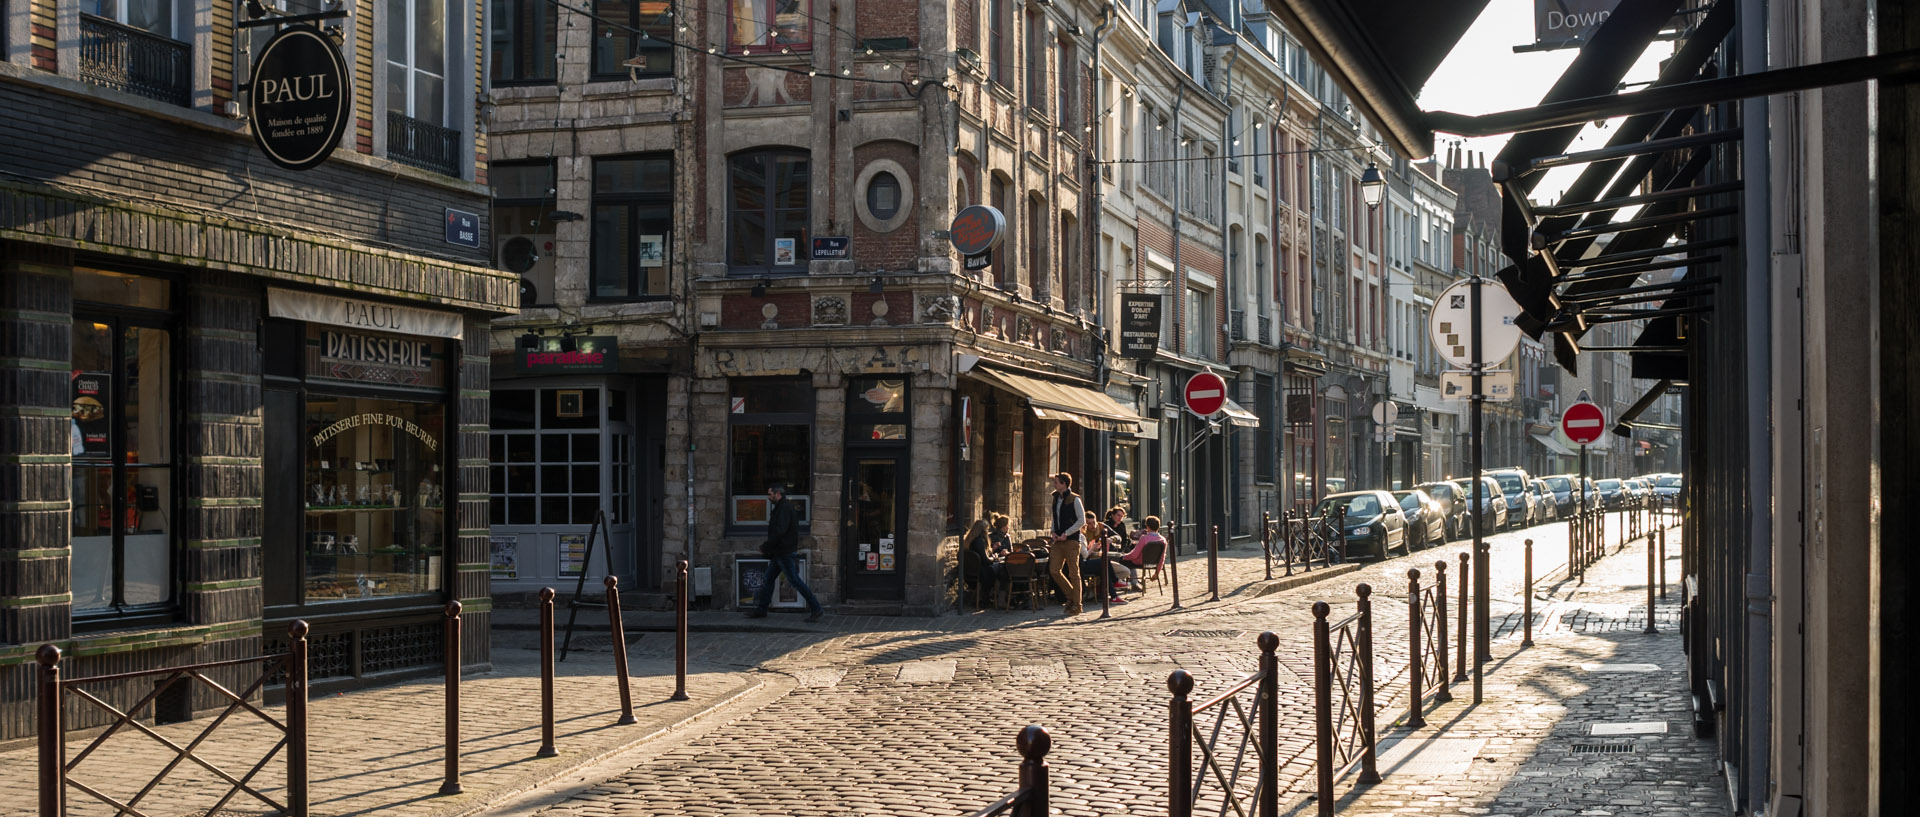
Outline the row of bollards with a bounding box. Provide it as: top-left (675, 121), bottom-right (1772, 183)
top-left (439, 561), bottom-right (692, 795)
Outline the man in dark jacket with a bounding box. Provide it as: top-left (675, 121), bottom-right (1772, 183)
top-left (1049, 472), bottom-right (1086, 616)
top-left (747, 482), bottom-right (824, 621)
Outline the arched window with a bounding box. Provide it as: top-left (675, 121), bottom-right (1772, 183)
top-left (728, 150), bottom-right (811, 272)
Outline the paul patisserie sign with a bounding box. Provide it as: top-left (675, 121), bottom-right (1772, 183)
top-left (247, 25), bottom-right (350, 171)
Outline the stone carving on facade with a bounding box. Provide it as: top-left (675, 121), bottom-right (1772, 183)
top-left (761, 301), bottom-right (779, 329)
top-left (1016, 315), bottom-right (1034, 346)
top-left (979, 303), bottom-right (997, 338)
top-left (870, 297), bottom-right (891, 327)
top-left (920, 294), bottom-right (959, 324)
top-left (1050, 326), bottom-right (1070, 354)
top-left (812, 295), bottom-right (847, 326)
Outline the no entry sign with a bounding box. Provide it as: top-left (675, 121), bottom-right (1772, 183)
top-left (1561, 401), bottom-right (1606, 445)
top-left (1184, 371), bottom-right (1228, 417)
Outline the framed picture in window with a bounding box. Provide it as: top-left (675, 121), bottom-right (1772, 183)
top-left (556, 389), bottom-right (584, 418)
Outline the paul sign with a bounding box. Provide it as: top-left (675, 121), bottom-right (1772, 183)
top-left (248, 25), bottom-right (350, 171)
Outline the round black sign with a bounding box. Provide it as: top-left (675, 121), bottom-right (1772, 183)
top-left (248, 25), bottom-right (350, 171)
top-left (949, 205), bottom-right (1007, 256)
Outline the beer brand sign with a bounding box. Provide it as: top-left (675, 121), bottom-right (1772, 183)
top-left (248, 25), bottom-right (350, 171)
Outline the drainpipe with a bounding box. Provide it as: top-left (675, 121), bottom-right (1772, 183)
top-left (1171, 79), bottom-right (1187, 548)
top-left (1216, 38), bottom-right (1238, 541)
top-left (1271, 81), bottom-right (1289, 508)
top-left (1093, 3), bottom-right (1119, 387)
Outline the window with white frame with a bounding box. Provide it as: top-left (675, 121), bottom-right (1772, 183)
top-left (387, 0), bottom-right (448, 126)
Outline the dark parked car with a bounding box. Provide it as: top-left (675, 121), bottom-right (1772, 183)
top-left (1314, 490), bottom-right (1409, 561)
top-left (1415, 480), bottom-right (1467, 539)
top-left (1530, 478), bottom-right (1557, 523)
top-left (1456, 476), bottom-right (1508, 534)
top-left (1543, 474), bottom-right (1578, 517)
top-left (1595, 478), bottom-right (1625, 509)
top-left (1392, 489), bottom-right (1447, 550)
top-left (1486, 468), bottom-right (1534, 529)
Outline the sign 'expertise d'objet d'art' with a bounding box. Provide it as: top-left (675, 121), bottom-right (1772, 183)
top-left (248, 24), bottom-right (351, 171)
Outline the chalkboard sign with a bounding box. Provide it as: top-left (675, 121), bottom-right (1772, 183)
top-left (735, 554), bottom-right (810, 609)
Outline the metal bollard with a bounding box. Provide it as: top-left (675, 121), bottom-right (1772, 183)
top-left (1659, 521), bottom-right (1668, 597)
top-left (1523, 539), bottom-right (1535, 648)
top-left (1568, 513), bottom-right (1579, 579)
top-left (1407, 568), bottom-right (1426, 729)
top-left (37, 645), bottom-right (63, 817)
top-left (1258, 632), bottom-right (1280, 817)
top-left (673, 560), bottom-right (690, 701)
top-left (441, 601), bottom-right (463, 795)
top-left (1283, 515), bottom-right (1296, 576)
top-left (1311, 602), bottom-right (1334, 817)
top-left (1017, 725), bottom-right (1052, 817)
top-left (1169, 670), bottom-right (1194, 817)
top-left (1433, 560), bottom-right (1451, 702)
top-left (287, 621), bottom-right (311, 817)
top-left (1209, 524), bottom-right (1220, 602)
top-left (1356, 584), bottom-right (1379, 785)
top-left (1455, 552), bottom-right (1469, 683)
top-left (1262, 512), bottom-right (1273, 580)
top-left (605, 576), bottom-right (637, 725)
top-left (538, 588), bottom-right (558, 757)
top-left (1645, 525), bottom-right (1658, 634)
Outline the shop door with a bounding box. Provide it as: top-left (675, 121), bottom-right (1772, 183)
top-left (842, 452), bottom-right (907, 600)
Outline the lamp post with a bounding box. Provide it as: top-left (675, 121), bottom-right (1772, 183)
top-left (1361, 163), bottom-right (1385, 489)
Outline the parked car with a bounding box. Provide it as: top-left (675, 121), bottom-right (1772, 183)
top-left (1530, 478), bottom-right (1557, 523)
top-left (1393, 489), bottom-right (1447, 550)
top-left (1595, 478), bottom-right (1625, 509)
top-left (1652, 474), bottom-right (1683, 505)
top-left (1486, 468), bottom-right (1534, 529)
top-left (1582, 476), bottom-right (1602, 511)
top-left (1543, 474), bottom-right (1578, 517)
top-left (1314, 490), bottom-right (1409, 561)
top-left (1415, 480), bottom-right (1468, 539)
top-left (1456, 476), bottom-right (1508, 534)
top-left (1623, 478), bottom-right (1651, 504)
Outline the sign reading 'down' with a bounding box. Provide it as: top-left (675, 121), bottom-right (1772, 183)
top-left (1534, 0), bottom-right (1618, 45)
top-left (248, 25), bottom-right (350, 171)
top-left (1119, 293), bottom-right (1163, 360)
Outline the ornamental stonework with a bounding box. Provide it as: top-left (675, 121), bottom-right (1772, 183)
top-left (812, 296), bottom-right (847, 326)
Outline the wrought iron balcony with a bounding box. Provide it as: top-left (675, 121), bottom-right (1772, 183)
top-left (386, 112), bottom-right (462, 177)
top-left (1258, 313), bottom-right (1272, 345)
top-left (1230, 309), bottom-right (1247, 341)
top-left (80, 15), bottom-right (190, 107)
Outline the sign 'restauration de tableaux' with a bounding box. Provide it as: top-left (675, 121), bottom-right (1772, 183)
top-left (248, 25), bottom-right (351, 171)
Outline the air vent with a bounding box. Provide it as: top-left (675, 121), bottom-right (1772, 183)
top-left (1570, 742), bottom-right (1636, 754)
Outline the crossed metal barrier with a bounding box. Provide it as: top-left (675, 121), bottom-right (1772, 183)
top-left (1168, 632), bottom-right (1281, 817)
top-left (963, 725), bottom-right (1053, 817)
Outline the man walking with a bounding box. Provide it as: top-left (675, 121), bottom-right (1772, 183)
top-left (1049, 472), bottom-right (1086, 616)
top-left (747, 482), bottom-right (824, 622)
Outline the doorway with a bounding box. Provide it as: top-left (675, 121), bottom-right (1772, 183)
top-left (843, 453), bottom-right (907, 600)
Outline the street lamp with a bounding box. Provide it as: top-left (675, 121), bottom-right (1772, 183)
top-left (1360, 162), bottom-right (1385, 210)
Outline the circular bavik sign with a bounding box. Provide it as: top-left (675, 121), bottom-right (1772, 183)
top-left (949, 205), bottom-right (1007, 256)
top-left (248, 25), bottom-right (351, 171)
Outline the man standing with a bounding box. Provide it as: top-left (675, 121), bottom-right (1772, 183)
top-left (747, 482), bottom-right (824, 622)
top-left (1049, 472), bottom-right (1086, 616)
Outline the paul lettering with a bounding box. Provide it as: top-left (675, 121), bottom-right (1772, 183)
top-left (260, 73), bottom-right (335, 104)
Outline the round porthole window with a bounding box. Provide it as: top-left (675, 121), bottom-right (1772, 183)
top-left (866, 172), bottom-right (902, 221)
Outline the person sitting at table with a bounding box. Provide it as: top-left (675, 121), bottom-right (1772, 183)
top-left (988, 513), bottom-right (1014, 557)
top-left (1105, 507), bottom-right (1132, 548)
top-left (1120, 515), bottom-right (1167, 576)
top-left (1081, 511), bottom-right (1135, 602)
top-left (962, 518), bottom-right (1005, 599)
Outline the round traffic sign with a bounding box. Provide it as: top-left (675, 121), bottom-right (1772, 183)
top-left (1561, 401), bottom-right (1606, 445)
top-left (1428, 278), bottom-right (1524, 369)
top-left (1184, 371), bottom-right (1228, 417)
top-left (1370, 401), bottom-right (1399, 426)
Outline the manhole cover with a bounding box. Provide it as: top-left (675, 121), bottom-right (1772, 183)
top-left (1166, 629), bottom-right (1244, 638)
top-left (1570, 742), bottom-right (1636, 754)
top-left (1590, 721), bottom-right (1668, 736)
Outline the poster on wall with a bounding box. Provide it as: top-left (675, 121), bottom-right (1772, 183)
top-left (490, 535), bottom-right (519, 580)
top-left (736, 555), bottom-right (809, 609)
top-left (559, 533), bottom-right (588, 575)
top-left (773, 238), bottom-right (797, 266)
top-left (70, 371), bottom-right (111, 459)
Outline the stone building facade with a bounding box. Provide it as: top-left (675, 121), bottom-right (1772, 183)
top-left (1, 0), bottom-right (513, 740)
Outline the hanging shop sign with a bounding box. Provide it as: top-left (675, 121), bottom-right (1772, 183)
top-left (517, 335), bottom-right (619, 374)
top-left (1119, 293), bottom-right (1163, 360)
top-left (811, 236), bottom-right (850, 260)
top-left (306, 324), bottom-right (447, 388)
top-left (247, 25), bottom-right (351, 171)
top-left (949, 205), bottom-right (1005, 271)
top-left (269, 287), bottom-right (464, 340)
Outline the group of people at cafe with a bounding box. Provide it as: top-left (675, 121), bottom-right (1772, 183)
top-left (962, 472), bottom-right (1167, 613)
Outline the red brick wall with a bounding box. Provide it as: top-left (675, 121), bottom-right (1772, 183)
top-left (854, 0), bottom-right (920, 43)
top-left (852, 141), bottom-right (921, 273)
top-left (720, 292), bottom-right (812, 330)
top-left (956, 0), bottom-right (978, 53)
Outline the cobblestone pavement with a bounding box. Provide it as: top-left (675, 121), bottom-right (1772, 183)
top-left (483, 509), bottom-right (1714, 817)
top-left (0, 646), bottom-right (761, 817)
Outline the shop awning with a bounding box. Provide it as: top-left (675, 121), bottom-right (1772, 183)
top-left (1529, 431), bottom-right (1578, 457)
top-left (971, 366), bottom-right (1144, 434)
top-left (1219, 398), bottom-right (1261, 429)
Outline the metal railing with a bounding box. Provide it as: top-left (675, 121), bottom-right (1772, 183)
top-left (386, 112), bottom-right (462, 176)
top-left (1168, 632), bottom-right (1279, 817)
top-left (1276, 509), bottom-right (1345, 574)
top-left (1402, 563), bottom-right (1453, 728)
top-left (80, 14), bottom-right (191, 107)
top-left (38, 621), bottom-right (312, 817)
top-left (1311, 585), bottom-right (1378, 817)
top-left (1230, 309), bottom-right (1248, 342)
top-left (963, 725), bottom-right (1052, 817)
top-left (1258, 313), bottom-right (1272, 345)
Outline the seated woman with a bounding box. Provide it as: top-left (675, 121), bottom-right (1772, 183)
top-left (962, 518), bottom-right (1005, 602)
top-left (1104, 507), bottom-right (1132, 547)
top-left (1120, 515), bottom-right (1168, 574)
top-left (987, 513), bottom-right (1014, 558)
top-left (1080, 511), bottom-right (1135, 601)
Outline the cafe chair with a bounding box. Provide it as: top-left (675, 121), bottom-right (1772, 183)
top-left (1136, 540), bottom-right (1167, 595)
top-left (1002, 551), bottom-right (1043, 611)
top-left (960, 549), bottom-right (993, 610)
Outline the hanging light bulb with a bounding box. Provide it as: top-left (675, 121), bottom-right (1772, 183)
top-left (742, 48), bottom-right (750, 54)
top-left (865, 47), bottom-right (875, 55)
top-left (707, 45), bottom-right (717, 53)
top-left (782, 46), bottom-right (790, 54)
top-left (1232, 137), bottom-right (1239, 145)
top-left (678, 23), bottom-right (688, 32)
top-left (910, 78), bottom-right (921, 86)
top-left (842, 66), bottom-right (851, 75)
top-left (1253, 121), bottom-right (1262, 129)
top-left (809, 68), bottom-right (818, 76)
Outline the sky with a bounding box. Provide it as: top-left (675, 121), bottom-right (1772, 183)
top-left (1414, 0), bottom-right (1668, 201)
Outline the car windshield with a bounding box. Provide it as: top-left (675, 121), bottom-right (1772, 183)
top-left (1421, 483), bottom-right (1453, 500)
top-left (1317, 495), bottom-right (1381, 518)
top-left (1493, 473), bottom-right (1525, 493)
top-left (1395, 493), bottom-right (1421, 511)
top-left (1597, 479), bottom-right (1622, 490)
top-left (1658, 476), bottom-right (1682, 488)
top-left (1545, 477), bottom-right (1571, 492)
